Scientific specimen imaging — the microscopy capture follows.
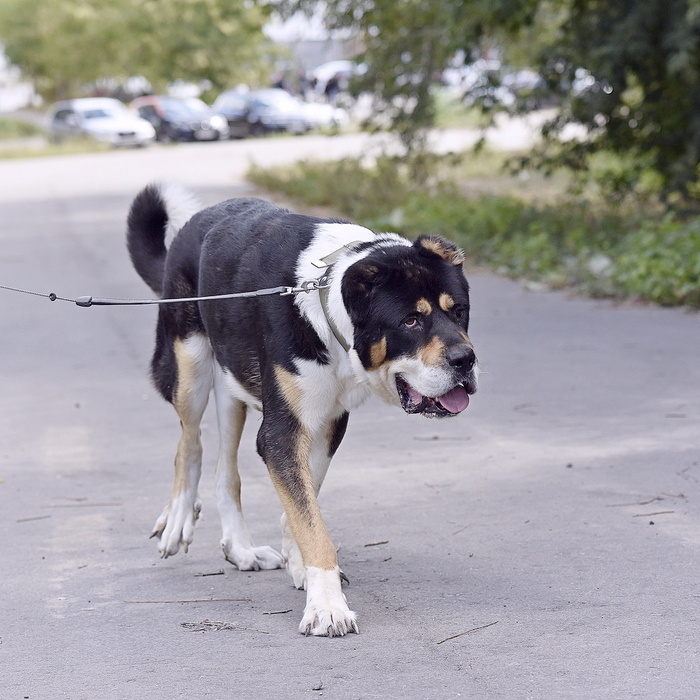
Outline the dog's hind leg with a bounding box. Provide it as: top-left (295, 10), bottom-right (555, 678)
top-left (152, 333), bottom-right (212, 557)
top-left (213, 363), bottom-right (285, 571)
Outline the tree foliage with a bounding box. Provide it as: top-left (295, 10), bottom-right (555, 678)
top-left (0, 0), bottom-right (274, 100)
top-left (283, 0), bottom-right (700, 202)
top-left (522, 0), bottom-right (700, 202)
top-left (279, 0), bottom-right (538, 158)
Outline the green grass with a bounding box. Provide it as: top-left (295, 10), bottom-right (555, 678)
top-left (248, 153), bottom-right (700, 308)
top-left (0, 139), bottom-right (113, 159)
top-left (0, 117), bottom-right (43, 139)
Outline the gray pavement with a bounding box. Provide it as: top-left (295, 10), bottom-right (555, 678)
top-left (1, 136), bottom-right (699, 699)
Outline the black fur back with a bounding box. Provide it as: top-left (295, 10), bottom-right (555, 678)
top-left (126, 184), bottom-right (169, 295)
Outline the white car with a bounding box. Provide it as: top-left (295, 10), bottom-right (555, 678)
top-left (301, 101), bottom-right (349, 129)
top-left (48, 97), bottom-right (156, 147)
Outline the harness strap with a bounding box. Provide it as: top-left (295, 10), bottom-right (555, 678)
top-left (312, 241), bottom-right (366, 352)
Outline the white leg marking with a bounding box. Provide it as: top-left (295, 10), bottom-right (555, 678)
top-left (300, 567), bottom-right (359, 637)
top-left (214, 362), bottom-right (284, 571)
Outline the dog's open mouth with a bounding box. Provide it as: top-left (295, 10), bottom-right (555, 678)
top-left (396, 375), bottom-right (471, 417)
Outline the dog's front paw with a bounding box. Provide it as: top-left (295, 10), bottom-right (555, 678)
top-left (221, 541), bottom-right (285, 571)
top-left (151, 497), bottom-right (201, 558)
top-left (300, 600), bottom-right (359, 637)
top-left (299, 567), bottom-right (359, 637)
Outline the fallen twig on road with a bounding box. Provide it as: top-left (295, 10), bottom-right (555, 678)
top-left (437, 620), bottom-right (499, 644)
top-left (124, 597), bottom-right (251, 604)
top-left (606, 497), bottom-right (662, 508)
top-left (16, 514), bottom-right (52, 523)
top-left (181, 619), bottom-right (268, 634)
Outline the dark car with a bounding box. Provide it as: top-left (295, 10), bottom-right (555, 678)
top-left (212, 88), bottom-right (310, 138)
top-left (130, 95), bottom-right (229, 142)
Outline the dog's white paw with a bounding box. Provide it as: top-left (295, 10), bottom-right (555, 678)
top-left (151, 496), bottom-right (202, 558)
top-left (299, 567), bottom-right (359, 637)
top-left (221, 541), bottom-right (285, 571)
top-left (300, 599), bottom-right (359, 637)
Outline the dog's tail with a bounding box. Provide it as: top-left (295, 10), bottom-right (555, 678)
top-left (126, 182), bottom-right (200, 295)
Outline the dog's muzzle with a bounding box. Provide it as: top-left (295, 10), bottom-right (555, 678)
top-left (396, 375), bottom-right (476, 418)
top-left (395, 342), bottom-right (477, 417)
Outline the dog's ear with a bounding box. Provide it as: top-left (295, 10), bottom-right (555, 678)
top-left (414, 235), bottom-right (464, 267)
top-left (341, 259), bottom-right (386, 325)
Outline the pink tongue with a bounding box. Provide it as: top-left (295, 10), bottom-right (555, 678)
top-left (437, 385), bottom-right (470, 413)
top-left (407, 385), bottom-right (424, 408)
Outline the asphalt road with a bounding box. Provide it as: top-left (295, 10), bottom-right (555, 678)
top-left (1, 135), bottom-right (699, 700)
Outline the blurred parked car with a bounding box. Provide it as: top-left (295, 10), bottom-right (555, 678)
top-left (300, 101), bottom-right (349, 129)
top-left (130, 95), bottom-right (229, 142)
top-left (212, 88), bottom-right (310, 137)
top-left (48, 97), bottom-right (155, 147)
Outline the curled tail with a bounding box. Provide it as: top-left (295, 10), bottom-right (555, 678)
top-left (126, 183), bottom-right (200, 295)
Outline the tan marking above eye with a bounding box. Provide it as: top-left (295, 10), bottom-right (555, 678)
top-left (369, 336), bottom-right (387, 369)
top-left (416, 298), bottom-right (432, 315)
top-left (439, 293), bottom-right (455, 311)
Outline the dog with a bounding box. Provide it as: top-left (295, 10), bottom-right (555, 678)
top-left (126, 183), bottom-right (478, 636)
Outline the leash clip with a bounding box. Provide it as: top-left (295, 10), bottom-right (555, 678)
top-left (281, 278), bottom-right (329, 296)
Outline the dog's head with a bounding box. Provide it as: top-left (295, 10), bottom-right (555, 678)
top-left (342, 235), bottom-right (477, 418)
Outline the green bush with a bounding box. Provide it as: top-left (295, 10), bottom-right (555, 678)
top-left (613, 218), bottom-right (700, 307)
top-left (248, 156), bottom-right (700, 309)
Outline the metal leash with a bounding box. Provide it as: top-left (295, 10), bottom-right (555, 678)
top-left (0, 278), bottom-right (328, 308)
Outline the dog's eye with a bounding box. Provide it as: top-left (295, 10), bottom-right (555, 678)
top-left (401, 316), bottom-right (421, 329)
top-left (449, 305), bottom-right (468, 322)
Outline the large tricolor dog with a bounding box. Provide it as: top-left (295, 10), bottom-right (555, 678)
top-left (126, 183), bottom-right (478, 636)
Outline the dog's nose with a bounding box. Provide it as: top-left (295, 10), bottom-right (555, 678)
top-left (445, 345), bottom-right (475, 374)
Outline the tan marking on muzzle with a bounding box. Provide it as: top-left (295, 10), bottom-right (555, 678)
top-left (419, 336), bottom-right (447, 367)
top-left (459, 331), bottom-right (474, 347)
